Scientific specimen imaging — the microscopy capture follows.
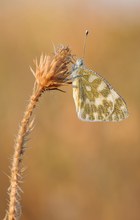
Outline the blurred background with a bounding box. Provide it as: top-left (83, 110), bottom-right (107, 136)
top-left (0, 0), bottom-right (140, 220)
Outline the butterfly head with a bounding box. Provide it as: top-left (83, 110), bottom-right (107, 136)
top-left (71, 58), bottom-right (84, 77)
top-left (75, 58), bottom-right (84, 67)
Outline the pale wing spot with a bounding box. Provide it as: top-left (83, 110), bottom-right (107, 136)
top-left (88, 74), bottom-right (98, 83)
top-left (72, 78), bottom-right (80, 110)
top-left (86, 85), bottom-right (91, 91)
top-left (110, 89), bottom-right (119, 99)
top-left (72, 78), bottom-right (78, 87)
top-left (93, 112), bottom-right (98, 120)
top-left (94, 97), bottom-right (104, 106)
top-left (86, 114), bottom-right (89, 120)
top-left (112, 114), bottom-right (116, 121)
top-left (85, 98), bottom-right (95, 105)
top-left (106, 94), bottom-right (114, 113)
top-left (73, 89), bottom-right (78, 105)
top-left (98, 81), bottom-right (107, 92)
top-left (106, 94), bottom-right (113, 102)
top-left (77, 108), bottom-right (84, 118)
top-left (120, 105), bottom-right (127, 112)
top-left (85, 98), bottom-right (90, 104)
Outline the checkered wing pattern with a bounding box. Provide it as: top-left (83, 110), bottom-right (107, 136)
top-left (72, 64), bottom-right (128, 122)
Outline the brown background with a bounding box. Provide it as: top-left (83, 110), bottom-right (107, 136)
top-left (0, 1), bottom-right (140, 220)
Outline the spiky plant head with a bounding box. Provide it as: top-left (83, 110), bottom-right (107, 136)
top-left (30, 46), bottom-right (73, 91)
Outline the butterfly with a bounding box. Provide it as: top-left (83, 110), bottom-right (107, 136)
top-left (71, 58), bottom-right (129, 122)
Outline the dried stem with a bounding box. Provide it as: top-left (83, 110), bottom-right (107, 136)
top-left (3, 46), bottom-right (72, 220)
top-left (7, 86), bottom-right (43, 220)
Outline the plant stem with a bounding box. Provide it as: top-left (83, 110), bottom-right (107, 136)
top-left (7, 86), bottom-right (43, 220)
top-left (4, 46), bottom-right (72, 220)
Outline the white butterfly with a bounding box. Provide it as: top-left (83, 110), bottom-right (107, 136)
top-left (71, 59), bottom-right (129, 122)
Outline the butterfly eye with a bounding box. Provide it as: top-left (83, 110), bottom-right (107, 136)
top-left (75, 58), bottom-right (84, 67)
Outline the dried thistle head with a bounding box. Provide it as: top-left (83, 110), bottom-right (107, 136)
top-left (30, 46), bottom-right (73, 91)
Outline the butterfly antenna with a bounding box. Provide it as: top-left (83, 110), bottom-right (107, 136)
top-left (82, 30), bottom-right (89, 59)
top-left (51, 40), bottom-right (57, 54)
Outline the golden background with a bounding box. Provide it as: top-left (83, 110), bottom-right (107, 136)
top-left (0, 1), bottom-right (140, 219)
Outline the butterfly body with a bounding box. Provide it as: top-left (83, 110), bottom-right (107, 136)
top-left (72, 59), bottom-right (128, 122)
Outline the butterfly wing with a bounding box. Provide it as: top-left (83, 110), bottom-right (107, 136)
top-left (107, 89), bottom-right (128, 121)
top-left (72, 67), bottom-right (128, 122)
